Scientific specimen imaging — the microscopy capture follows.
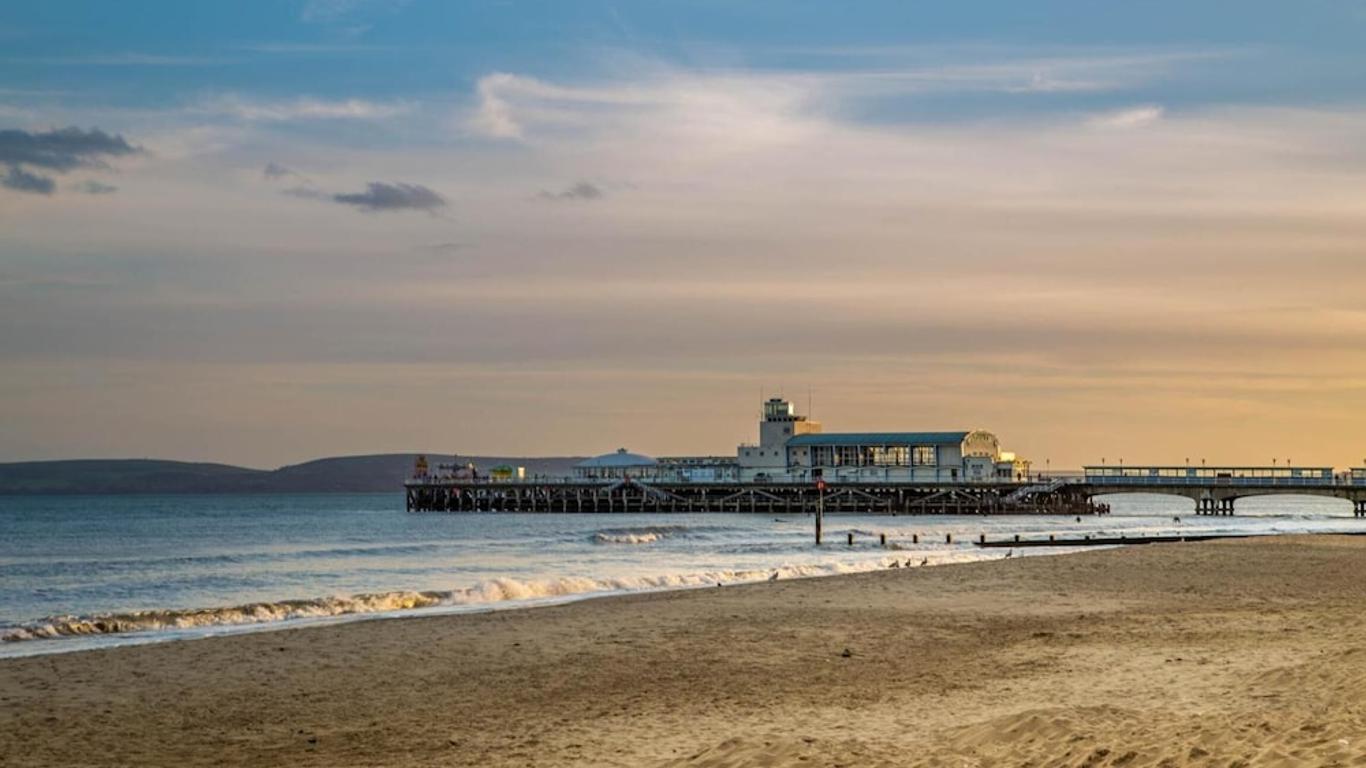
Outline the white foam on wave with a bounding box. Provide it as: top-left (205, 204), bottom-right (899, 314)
top-left (593, 531), bottom-right (666, 544)
top-left (0, 545), bottom-right (1080, 650)
top-left (1, 591), bottom-right (446, 643)
top-left (1, 555), bottom-right (946, 645)
top-left (590, 524), bottom-right (696, 545)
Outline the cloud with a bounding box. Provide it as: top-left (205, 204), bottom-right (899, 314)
top-left (0, 126), bottom-right (138, 171)
top-left (541, 181), bottom-right (604, 201)
top-left (235, 41), bottom-right (388, 54)
top-left (418, 242), bottom-right (469, 253)
top-left (300, 0), bottom-right (410, 24)
top-left (469, 72), bottom-right (662, 140)
top-left (465, 49), bottom-right (1224, 142)
top-left (331, 182), bottom-right (446, 212)
top-left (1088, 105), bottom-right (1165, 129)
top-left (3, 164), bottom-right (54, 194)
top-left (192, 95), bottom-right (409, 122)
top-left (266, 169), bottom-right (445, 213)
top-left (0, 126), bottom-right (137, 197)
top-left (79, 180), bottom-right (117, 195)
top-left (35, 52), bottom-right (223, 67)
top-left (263, 161), bottom-right (295, 180)
top-left (282, 185), bottom-right (327, 200)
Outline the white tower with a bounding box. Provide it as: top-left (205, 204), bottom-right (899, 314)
top-left (736, 397), bottom-right (821, 480)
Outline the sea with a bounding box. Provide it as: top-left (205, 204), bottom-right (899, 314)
top-left (2, 492), bottom-right (1361, 658)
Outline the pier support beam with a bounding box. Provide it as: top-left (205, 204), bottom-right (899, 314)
top-left (1355, 500), bottom-right (1366, 518)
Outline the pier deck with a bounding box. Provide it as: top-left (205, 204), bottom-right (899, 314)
top-left (404, 478), bottom-right (1098, 515)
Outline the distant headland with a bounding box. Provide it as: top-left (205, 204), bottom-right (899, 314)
top-left (0, 455), bottom-right (583, 495)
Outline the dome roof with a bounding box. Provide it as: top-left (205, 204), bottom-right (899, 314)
top-left (577, 448), bottom-right (657, 469)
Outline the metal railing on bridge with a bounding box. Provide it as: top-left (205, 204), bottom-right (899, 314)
top-left (1083, 466), bottom-right (1340, 487)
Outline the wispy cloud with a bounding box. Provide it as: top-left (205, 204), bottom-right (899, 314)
top-left (299, 0), bottom-right (411, 31)
top-left (262, 161), bottom-right (297, 180)
top-left (1088, 104), bottom-right (1165, 129)
top-left (260, 164), bottom-right (443, 213)
top-left (417, 242), bottom-right (469, 253)
top-left (78, 179), bottom-right (117, 195)
top-left (541, 181), bottom-right (604, 201)
top-left (235, 41), bottom-right (390, 54)
top-left (192, 94), bottom-right (410, 122)
top-left (466, 48), bottom-right (1219, 142)
top-left (332, 181), bottom-right (446, 212)
top-left (24, 52), bottom-right (224, 67)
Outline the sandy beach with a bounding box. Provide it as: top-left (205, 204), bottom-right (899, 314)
top-left (5, 535), bottom-right (1366, 767)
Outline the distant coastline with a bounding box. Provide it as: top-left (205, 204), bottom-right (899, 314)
top-left (0, 455), bottom-right (582, 495)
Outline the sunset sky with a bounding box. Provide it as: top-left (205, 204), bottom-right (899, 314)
top-left (3, 1), bottom-right (1366, 469)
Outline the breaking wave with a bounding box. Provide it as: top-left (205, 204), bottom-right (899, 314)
top-left (2, 559), bottom-right (903, 644)
top-left (591, 525), bottom-right (695, 545)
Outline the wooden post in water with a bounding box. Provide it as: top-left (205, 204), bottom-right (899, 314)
top-left (880, 532), bottom-right (887, 547)
top-left (847, 532), bottom-right (854, 546)
top-left (815, 476), bottom-right (825, 546)
top-left (913, 533), bottom-right (919, 544)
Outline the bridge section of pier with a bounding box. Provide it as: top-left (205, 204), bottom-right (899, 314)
top-left (1082, 466), bottom-right (1366, 517)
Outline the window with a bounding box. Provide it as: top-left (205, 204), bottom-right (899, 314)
top-left (912, 446), bottom-right (937, 466)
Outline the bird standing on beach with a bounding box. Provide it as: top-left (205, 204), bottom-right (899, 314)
top-left (919, 557), bottom-right (929, 567)
top-left (768, 571), bottom-right (779, 581)
top-left (1004, 549), bottom-right (1013, 559)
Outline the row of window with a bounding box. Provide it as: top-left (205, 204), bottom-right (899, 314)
top-left (802, 445), bottom-right (939, 467)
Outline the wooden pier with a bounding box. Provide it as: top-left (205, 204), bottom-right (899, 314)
top-left (404, 478), bottom-right (1101, 515)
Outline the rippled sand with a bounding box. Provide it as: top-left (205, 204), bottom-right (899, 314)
top-left (5, 535), bottom-right (1366, 767)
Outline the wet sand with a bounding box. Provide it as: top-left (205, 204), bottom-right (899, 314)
top-left (5, 535), bottom-right (1366, 767)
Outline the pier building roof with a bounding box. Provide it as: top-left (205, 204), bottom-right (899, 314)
top-left (576, 448), bottom-right (658, 469)
top-left (787, 432), bottom-right (970, 447)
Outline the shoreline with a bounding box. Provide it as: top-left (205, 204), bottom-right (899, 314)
top-left (7, 534), bottom-right (1366, 766)
top-left (1, 543), bottom-right (1086, 659)
top-left (8, 521), bottom-right (1362, 660)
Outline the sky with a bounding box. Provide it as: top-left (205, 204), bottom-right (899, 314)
top-left (3, 1), bottom-right (1366, 470)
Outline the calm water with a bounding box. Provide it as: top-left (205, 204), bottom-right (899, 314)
top-left (2, 492), bottom-right (1362, 657)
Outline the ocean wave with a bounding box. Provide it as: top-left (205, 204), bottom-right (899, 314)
top-left (1, 591), bottom-right (446, 643)
top-left (1, 559), bottom-right (907, 644)
top-left (590, 524), bottom-right (697, 545)
top-left (0, 541), bottom-right (458, 578)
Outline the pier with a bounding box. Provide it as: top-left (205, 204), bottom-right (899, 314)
top-left (404, 477), bottom-right (1101, 515)
top-left (405, 467), bottom-right (1366, 516)
top-left (401, 398), bottom-right (1366, 516)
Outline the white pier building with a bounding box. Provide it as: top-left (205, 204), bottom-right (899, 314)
top-left (737, 397), bottom-right (1029, 483)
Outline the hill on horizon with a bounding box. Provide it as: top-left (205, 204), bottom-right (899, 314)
top-left (0, 454), bottom-right (584, 495)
